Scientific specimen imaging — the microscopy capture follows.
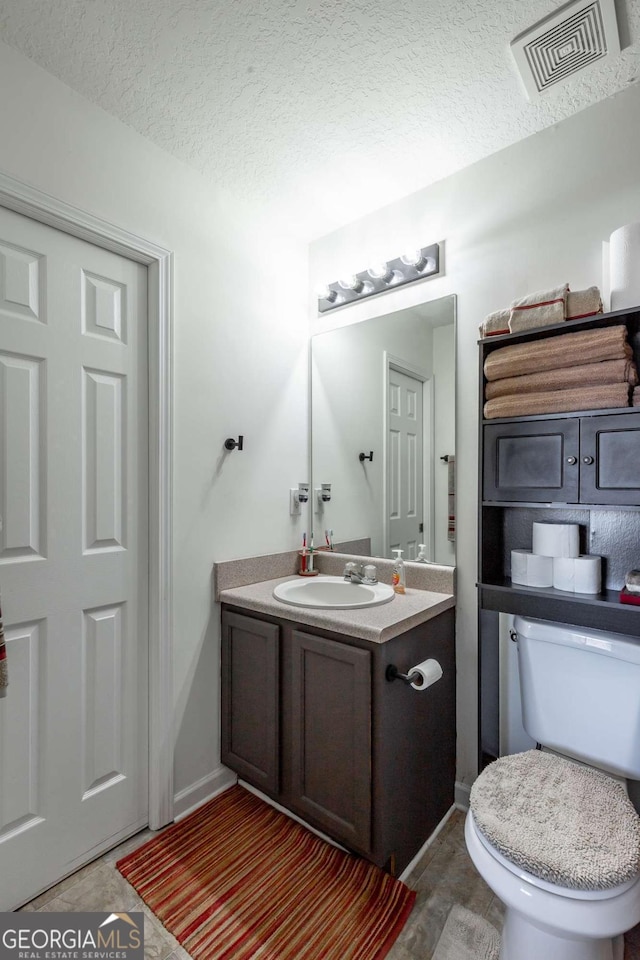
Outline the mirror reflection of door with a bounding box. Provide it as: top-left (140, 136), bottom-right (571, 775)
top-left (387, 366), bottom-right (425, 560)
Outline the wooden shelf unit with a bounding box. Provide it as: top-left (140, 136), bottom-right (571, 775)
top-left (477, 305), bottom-right (640, 766)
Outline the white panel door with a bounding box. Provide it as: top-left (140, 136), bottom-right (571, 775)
top-left (0, 206), bottom-right (148, 910)
top-left (388, 369), bottom-right (423, 559)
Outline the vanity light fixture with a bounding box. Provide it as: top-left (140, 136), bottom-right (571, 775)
top-left (318, 243), bottom-right (440, 313)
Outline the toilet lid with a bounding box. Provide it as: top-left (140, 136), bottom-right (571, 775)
top-left (470, 750), bottom-right (640, 890)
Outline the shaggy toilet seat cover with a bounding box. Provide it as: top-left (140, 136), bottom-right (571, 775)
top-left (470, 750), bottom-right (640, 890)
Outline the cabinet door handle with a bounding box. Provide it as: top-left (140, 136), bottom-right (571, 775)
top-left (566, 456), bottom-right (577, 465)
top-left (582, 456), bottom-right (594, 465)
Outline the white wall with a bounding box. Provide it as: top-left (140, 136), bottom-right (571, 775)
top-left (310, 82), bottom-right (640, 788)
top-left (0, 41), bottom-right (310, 808)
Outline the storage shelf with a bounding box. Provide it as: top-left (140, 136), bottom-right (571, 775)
top-left (477, 307), bottom-right (640, 772)
top-left (482, 405), bottom-right (637, 425)
top-left (482, 500), bottom-right (640, 511)
top-left (477, 304), bottom-right (640, 348)
top-left (478, 580), bottom-right (640, 638)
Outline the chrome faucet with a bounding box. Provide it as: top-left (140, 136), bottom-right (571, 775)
top-left (344, 562), bottom-right (377, 584)
top-left (344, 563), bottom-right (365, 584)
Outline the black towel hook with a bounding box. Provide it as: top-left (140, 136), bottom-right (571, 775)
top-left (359, 451), bottom-right (374, 462)
top-left (224, 435), bottom-right (244, 451)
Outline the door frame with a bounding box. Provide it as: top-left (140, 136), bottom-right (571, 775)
top-left (382, 353), bottom-right (434, 560)
top-left (0, 171), bottom-right (174, 830)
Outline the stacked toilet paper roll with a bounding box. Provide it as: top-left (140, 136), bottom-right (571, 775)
top-left (553, 556), bottom-right (602, 594)
top-left (610, 223), bottom-right (640, 311)
top-left (511, 522), bottom-right (601, 594)
top-left (511, 550), bottom-right (553, 587)
top-left (532, 522), bottom-right (579, 558)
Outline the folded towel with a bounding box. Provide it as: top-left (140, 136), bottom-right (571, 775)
top-left (485, 358), bottom-right (638, 401)
top-left (447, 455), bottom-right (456, 543)
top-left (634, 386), bottom-right (640, 407)
top-left (480, 309), bottom-right (510, 338)
top-left (567, 286), bottom-right (603, 320)
top-left (484, 382), bottom-right (630, 419)
top-left (484, 325), bottom-right (631, 382)
top-left (509, 284), bottom-right (569, 333)
top-left (0, 595), bottom-right (6, 696)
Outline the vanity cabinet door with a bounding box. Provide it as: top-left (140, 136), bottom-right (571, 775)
top-left (288, 630), bottom-right (372, 853)
top-left (483, 419), bottom-right (580, 502)
top-left (221, 610), bottom-right (280, 795)
top-left (579, 412), bottom-right (640, 505)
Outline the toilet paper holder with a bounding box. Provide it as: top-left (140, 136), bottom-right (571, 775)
top-left (385, 664), bottom-right (424, 686)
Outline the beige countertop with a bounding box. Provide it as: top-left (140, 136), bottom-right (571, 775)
top-left (219, 574), bottom-right (455, 643)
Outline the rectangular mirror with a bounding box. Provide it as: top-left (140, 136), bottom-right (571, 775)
top-left (310, 294), bottom-right (456, 564)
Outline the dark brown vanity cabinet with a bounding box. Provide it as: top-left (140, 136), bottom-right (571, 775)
top-left (484, 412), bottom-right (640, 505)
top-left (221, 604), bottom-right (456, 875)
top-left (220, 611), bottom-right (280, 794)
top-left (289, 630), bottom-right (372, 852)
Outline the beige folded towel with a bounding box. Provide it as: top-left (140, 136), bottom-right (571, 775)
top-left (634, 387), bottom-right (640, 407)
top-left (485, 358), bottom-right (638, 401)
top-left (484, 325), bottom-right (631, 382)
top-left (567, 286), bottom-right (602, 320)
top-left (484, 382), bottom-right (630, 419)
top-left (509, 284), bottom-right (569, 333)
top-left (480, 309), bottom-right (510, 338)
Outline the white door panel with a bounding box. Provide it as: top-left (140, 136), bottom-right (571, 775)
top-left (387, 368), bottom-right (424, 559)
top-left (0, 206), bottom-right (148, 909)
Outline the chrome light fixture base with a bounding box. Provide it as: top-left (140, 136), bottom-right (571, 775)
top-left (318, 243), bottom-right (440, 313)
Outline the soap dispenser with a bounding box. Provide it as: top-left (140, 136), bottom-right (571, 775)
top-left (391, 548), bottom-right (406, 594)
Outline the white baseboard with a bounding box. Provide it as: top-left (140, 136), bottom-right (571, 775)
top-left (173, 766), bottom-right (237, 821)
top-left (399, 804), bottom-right (456, 882)
top-left (454, 780), bottom-right (471, 811)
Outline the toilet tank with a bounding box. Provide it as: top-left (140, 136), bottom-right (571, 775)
top-left (514, 616), bottom-right (640, 779)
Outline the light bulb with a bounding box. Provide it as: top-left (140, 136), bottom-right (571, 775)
top-left (401, 250), bottom-right (437, 273)
top-left (367, 261), bottom-right (394, 283)
top-left (400, 249), bottom-right (427, 270)
top-left (338, 275), bottom-right (364, 294)
top-left (317, 285), bottom-right (338, 303)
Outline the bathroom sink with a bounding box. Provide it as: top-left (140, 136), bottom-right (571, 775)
top-left (273, 575), bottom-right (395, 609)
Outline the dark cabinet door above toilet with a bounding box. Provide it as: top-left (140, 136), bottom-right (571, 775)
top-left (484, 411), bottom-right (640, 505)
top-left (483, 419), bottom-right (579, 502)
top-left (579, 413), bottom-right (640, 505)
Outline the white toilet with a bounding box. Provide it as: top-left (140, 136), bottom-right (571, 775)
top-left (465, 615), bottom-right (640, 960)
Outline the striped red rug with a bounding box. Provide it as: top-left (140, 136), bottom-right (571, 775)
top-left (117, 784), bottom-right (415, 960)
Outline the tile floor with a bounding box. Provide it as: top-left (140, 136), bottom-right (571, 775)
top-left (19, 808), bottom-right (640, 960)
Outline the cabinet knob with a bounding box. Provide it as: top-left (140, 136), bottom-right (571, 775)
top-left (582, 455), bottom-right (594, 465)
top-left (566, 456), bottom-right (577, 465)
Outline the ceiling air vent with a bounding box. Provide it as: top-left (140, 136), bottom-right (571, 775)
top-left (510, 0), bottom-right (621, 100)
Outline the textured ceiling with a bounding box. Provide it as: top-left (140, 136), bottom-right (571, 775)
top-left (0, 0), bottom-right (639, 239)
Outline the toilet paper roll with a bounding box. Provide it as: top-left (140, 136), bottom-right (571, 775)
top-left (532, 522), bottom-right (580, 559)
top-left (574, 555), bottom-right (601, 594)
top-left (610, 223), bottom-right (640, 311)
top-left (553, 557), bottom-right (576, 592)
top-left (410, 658), bottom-right (443, 690)
top-left (511, 550), bottom-right (553, 587)
top-left (552, 556), bottom-right (602, 593)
